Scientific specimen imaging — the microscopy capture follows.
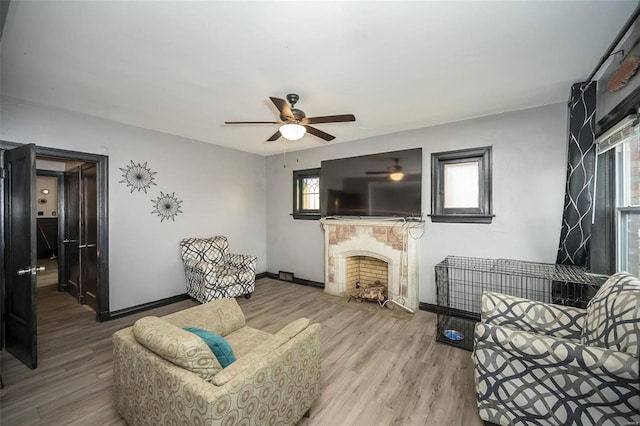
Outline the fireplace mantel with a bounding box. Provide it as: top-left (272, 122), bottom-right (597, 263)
top-left (320, 218), bottom-right (424, 312)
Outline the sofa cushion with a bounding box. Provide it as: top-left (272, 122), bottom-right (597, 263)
top-left (183, 327), bottom-right (236, 368)
top-left (212, 318), bottom-right (311, 386)
top-left (133, 316), bottom-right (222, 380)
top-left (224, 326), bottom-right (271, 358)
top-left (582, 272), bottom-right (640, 356)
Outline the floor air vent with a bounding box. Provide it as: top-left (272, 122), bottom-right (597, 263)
top-left (278, 271), bottom-right (295, 282)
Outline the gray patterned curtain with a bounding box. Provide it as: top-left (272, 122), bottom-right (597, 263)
top-left (556, 82), bottom-right (597, 267)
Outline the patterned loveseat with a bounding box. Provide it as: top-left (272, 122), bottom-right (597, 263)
top-left (473, 272), bottom-right (640, 425)
top-left (113, 298), bottom-right (321, 425)
top-left (180, 236), bottom-right (257, 303)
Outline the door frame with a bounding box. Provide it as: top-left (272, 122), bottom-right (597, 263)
top-left (1, 141), bottom-right (110, 321)
top-left (0, 149), bottom-right (5, 350)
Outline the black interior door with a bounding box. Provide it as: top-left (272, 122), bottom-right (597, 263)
top-left (63, 167), bottom-right (80, 299)
top-left (3, 144), bottom-right (38, 369)
top-left (80, 163), bottom-right (98, 311)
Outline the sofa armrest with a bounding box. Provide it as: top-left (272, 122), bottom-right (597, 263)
top-left (113, 327), bottom-right (220, 425)
top-left (212, 318), bottom-right (311, 386)
top-left (216, 322), bottom-right (321, 423)
top-left (481, 291), bottom-right (586, 341)
top-left (475, 322), bottom-right (639, 376)
top-left (183, 258), bottom-right (217, 285)
top-left (226, 253), bottom-right (257, 273)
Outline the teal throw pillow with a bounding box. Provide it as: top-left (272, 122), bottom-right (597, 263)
top-left (183, 327), bottom-right (236, 368)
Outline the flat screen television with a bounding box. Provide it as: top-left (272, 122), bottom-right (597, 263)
top-left (320, 148), bottom-right (422, 218)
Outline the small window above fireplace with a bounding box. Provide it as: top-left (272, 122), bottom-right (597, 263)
top-left (430, 146), bottom-right (494, 224)
top-left (292, 168), bottom-right (320, 220)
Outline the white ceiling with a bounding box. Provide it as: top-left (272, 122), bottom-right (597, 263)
top-left (1, 1), bottom-right (637, 156)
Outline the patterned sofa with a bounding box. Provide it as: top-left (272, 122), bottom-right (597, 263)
top-left (180, 236), bottom-right (257, 303)
top-left (473, 272), bottom-right (640, 426)
top-left (113, 298), bottom-right (321, 425)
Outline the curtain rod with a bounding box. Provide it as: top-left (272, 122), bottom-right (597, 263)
top-left (582, 3), bottom-right (640, 89)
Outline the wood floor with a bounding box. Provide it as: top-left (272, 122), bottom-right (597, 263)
top-left (36, 258), bottom-right (58, 288)
top-left (0, 278), bottom-right (482, 426)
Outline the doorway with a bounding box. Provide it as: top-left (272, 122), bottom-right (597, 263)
top-left (37, 161), bottom-right (99, 311)
top-left (35, 173), bottom-right (60, 290)
top-left (1, 141), bottom-right (109, 370)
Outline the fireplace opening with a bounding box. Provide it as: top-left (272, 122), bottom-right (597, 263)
top-left (346, 256), bottom-right (389, 304)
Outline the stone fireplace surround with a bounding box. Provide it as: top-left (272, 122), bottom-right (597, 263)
top-left (320, 218), bottom-right (424, 312)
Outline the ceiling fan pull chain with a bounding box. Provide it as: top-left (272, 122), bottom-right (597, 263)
top-left (282, 141), bottom-right (287, 168)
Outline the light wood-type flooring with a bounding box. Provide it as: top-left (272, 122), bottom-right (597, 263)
top-left (0, 278), bottom-right (482, 425)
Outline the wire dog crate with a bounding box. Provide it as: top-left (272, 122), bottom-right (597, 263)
top-left (435, 256), bottom-right (607, 351)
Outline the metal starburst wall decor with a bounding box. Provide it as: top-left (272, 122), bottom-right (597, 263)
top-left (151, 191), bottom-right (183, 222)
top-left (119, 160), bottom-right (157, 194)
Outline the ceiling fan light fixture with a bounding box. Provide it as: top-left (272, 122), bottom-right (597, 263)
top-left (279, 123), bottom-right (306, 141)
top-left (389, 171), bottom-right (404, 181)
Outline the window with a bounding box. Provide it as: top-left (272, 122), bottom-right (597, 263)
top-left (593, 119), bottom-right (640, 276)
top-left (430, 146), bottom-right (493, 223)
top-left (615, 131), bottom-right (640, 277)
top-left (292, 168), bottom-right (320, 220)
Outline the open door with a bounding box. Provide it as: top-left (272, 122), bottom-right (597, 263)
top-left (62, 164), bottom-right (98, 310)
top-left (3, 143), bottom-right (38, 369)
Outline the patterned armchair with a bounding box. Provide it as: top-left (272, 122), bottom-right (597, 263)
top-left (180, 236), bottom-right (257, 303)
top-left (473, 272), bottom-right (640, 426)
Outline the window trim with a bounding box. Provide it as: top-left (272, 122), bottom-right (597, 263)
top-left (292, 168), bottom-right (320, 220)
top-left (430, 146), bottom-right (493, 224)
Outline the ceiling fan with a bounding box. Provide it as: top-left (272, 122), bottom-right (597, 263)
top-left (224, 93), bottom-right (356, 142)
top-left (366, 158), bottom-right (404, 181)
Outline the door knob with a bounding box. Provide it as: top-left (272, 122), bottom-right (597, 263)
top-left (79, 244), bottom-right (97, 249)
top-left (63, 239), bottom-right (77, 243)
top-left (17, 267), bottom-right (33, 276)
top-left (17, 266), bottom-right (45, 276)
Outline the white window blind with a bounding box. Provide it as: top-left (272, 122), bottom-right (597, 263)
top-left (596, 115), bottom-right (639, 154)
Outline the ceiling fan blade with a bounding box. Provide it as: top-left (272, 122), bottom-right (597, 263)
top-left (365, 171), bottom-right (389, 175)
top-left (225, 121), bottom-right (280, 124)
top-left (305, 125), bottom-right (335, 141)
top-left (266, 130), bottom-right (282, 142)
top-left (304, 114), bottom-right (356, 125)
top-left (269, 97), bottom-right (295, 121)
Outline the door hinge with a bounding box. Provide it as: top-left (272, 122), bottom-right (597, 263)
top-left (0, 167), bottom-right (6, 180)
